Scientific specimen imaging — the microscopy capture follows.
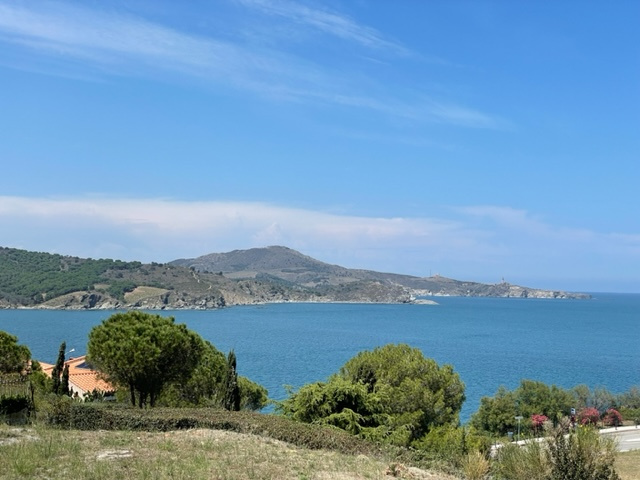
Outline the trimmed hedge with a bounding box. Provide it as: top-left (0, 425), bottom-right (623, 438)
top-left (0, 394), bottom-right (32, 415)
top-left (45, 403), bottom-right (383, 456)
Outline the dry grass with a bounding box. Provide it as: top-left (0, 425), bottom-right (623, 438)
top-left (0, 425), bottom-right (460, 480)
top-left (124, 286), bottom-right (169, 303)
top-left (617, 449), bottom-right (640, 480)
top-left (460, 451), bottom-right (489, 480)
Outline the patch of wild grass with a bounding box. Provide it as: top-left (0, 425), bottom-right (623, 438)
top-left (461, 451), bottom-right (490, 480)
top-left (494, 441), bottom-right (550, 480)
top-left (616, 449), bottom-right (640, 480)
top-left (0, 427), bottom-right (430, 480)
top-left (98, 429), bottom-right (136, 448)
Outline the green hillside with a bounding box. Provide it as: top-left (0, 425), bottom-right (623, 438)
top-left (0, 247), bottom-right (143, 305)
top-left (0, 246), bottom-right (589, 308)
top-left (0, 247), bottom-right (323, 309)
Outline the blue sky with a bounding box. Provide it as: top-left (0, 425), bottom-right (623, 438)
top-left (0, 0), bottom-right (638, 293)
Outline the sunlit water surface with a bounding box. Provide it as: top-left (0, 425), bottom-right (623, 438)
top-left (1, 293), bottom-right (638, 421)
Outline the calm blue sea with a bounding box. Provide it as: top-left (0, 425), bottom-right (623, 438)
top-left (1, 293), bottom-right (638, 422)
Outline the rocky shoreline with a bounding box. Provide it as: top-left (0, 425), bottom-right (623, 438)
top-left (0, 245), bottom-right (590, 310)
top-left (0, 284), bottom-right (588, 311)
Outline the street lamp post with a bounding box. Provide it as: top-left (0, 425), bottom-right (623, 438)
top-left (515, 416), bottom-right (523, 443)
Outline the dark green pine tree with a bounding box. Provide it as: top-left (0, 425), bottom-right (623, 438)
top-left (223, 350), bottom-right (240, 411)
top-left (61, 364), bottom-right (71, 396)
top-left (51, 341), bottom-right (66, 394)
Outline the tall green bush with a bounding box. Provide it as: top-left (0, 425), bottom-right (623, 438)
top-left (494, 441), bottom-right (549, 480)
top-left (157, 341), bottom-right (267, 411)
top-left (546, 424), bottom-right (619, 480)
top-left (493, 422), bottom-right (620, 480)
top-left (279, 344), bottom-right (465, 446)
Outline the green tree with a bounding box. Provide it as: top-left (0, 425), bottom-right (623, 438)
top-left (223, 350), bottom-right (241, 411)
top-left (238, 376), bottom-right (268, 411)
top-left (60, 364), bottom-right (71, 396)
top-left (87, 311), bottom-right (203, 407)
top-left (471, 380), bottom-right (574, 435)
top-left (279, 344), bottom-right (465, 446)
top-left (50, 341), bottom-right (66, 394)
top-left (572, 385), bottom-right (617, 414)
top-left (618, 386), bottom-right (640, 409)
top-left (517, 379), bottom-right (574, 423)
top-left (0, 331), bottom-right (31, 374)
top-left (159, 340), bottom-right (228, 406)
top-left (470, 386), bottom-right (518, 436)
top-left (155, 341), bottom-right (268, 411)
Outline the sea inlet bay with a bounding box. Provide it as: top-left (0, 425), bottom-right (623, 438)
top-left (1, 293), bottom-right (638, 421)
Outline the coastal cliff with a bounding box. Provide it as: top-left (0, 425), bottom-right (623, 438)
top-left (0, 246), bottom-right (589, 310)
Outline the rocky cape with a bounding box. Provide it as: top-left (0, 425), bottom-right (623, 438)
top-left (172, 246), bottom-right (590, 301)
top-left (0, 246), bottom-right (589, 310)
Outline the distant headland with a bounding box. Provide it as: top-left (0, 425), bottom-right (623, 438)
top-left (0, 245), bottom-right (590, 310)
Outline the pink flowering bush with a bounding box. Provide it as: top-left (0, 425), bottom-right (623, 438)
top-left (578, 407), bottom-right (600, 426)
top-left (531, 414), bottom-right (549, 434)
top-left (602, 408), bottom-right (623, 427)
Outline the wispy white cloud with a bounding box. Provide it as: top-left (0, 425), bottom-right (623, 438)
top-left (452, 205), bottom-right (640, 278)
top-left (455, 205), bottom-right (598, 242)
top-left (424, 100), bottom-right (509, 129)
top-left (1, 196), bottom-right (638, 291)
top-left (0, 195), bottom-right (461, 248)
top-left (0, 1), bottom-right (504, 129)
top-left (235, 0), bottom-right (408, 54)
top-left (0, 2), bottom-right (273, 79)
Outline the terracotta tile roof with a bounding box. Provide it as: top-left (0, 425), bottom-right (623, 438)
top-left (68, 371), bottom-right (113, 394)
top-left (39, 355), bottom-right (114, 396)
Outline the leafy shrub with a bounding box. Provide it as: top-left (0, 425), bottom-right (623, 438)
top-left (42, 403), bottom-right (383, 456)
top-left (546, 424), bottom-right (620, 480)
top-left (619, 407), bottom-right (640, 425)
top-left (494, 441), bottom-right (550, 480)
top-left (38, 393), bottom-right (74, 426)
top-left (410, 424), bottom-right (491, 475)
top-left (531, 414), bottom-right (549, 435)
top-left (494, 423), bottom-right (620, 480)
top-left (617, 386), bottom-right (640, 409)
top-left (280, 344), bottom-right (465, 447)
top-left (578, 407), bottom-right (601, 426)
top-left (238, 376), bottom-right (268, 411)
top-left (0, 394), bottom-right (32, 415)
top-left (412, 424), bottom-right (467, 465)
top-left (572, 385), bottom-right (617, 413)
top-left (471, 380), bottom-right (573, 436)
top-left (461, 450), bottom-right (490, 480)
top-left (602, 409), bottom-right (622, 427)
top-left (158, 341), bottom-right (267, 411)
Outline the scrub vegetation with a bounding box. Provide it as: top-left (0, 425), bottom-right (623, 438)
top-left (1, 313), bottom-right (638, 479)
